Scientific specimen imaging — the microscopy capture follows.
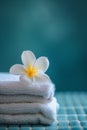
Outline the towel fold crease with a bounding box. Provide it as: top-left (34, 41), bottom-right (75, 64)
top-left (0, 95), bottom-right (52, 103)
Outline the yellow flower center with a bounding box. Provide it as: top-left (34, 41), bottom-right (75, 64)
top-left (24, 65), bottom-right (38, 78)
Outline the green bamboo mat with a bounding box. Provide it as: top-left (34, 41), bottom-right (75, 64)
top-left (0, 92), bottom-right (87, 130)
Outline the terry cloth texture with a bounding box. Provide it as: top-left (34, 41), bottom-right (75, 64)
top-left (0, 98), bottom-right (58, 124)
top-left (0, 95), bottom-right (52, 103)
top-left (0, 114), bottom-right (55, 124)
top-left (0, 73), bottom-right (58, 124)
top-left (0, 77), bottom-right (55, 99)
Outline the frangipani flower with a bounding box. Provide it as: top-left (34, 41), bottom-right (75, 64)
top-left (10, 50), bottom-right (50, 82)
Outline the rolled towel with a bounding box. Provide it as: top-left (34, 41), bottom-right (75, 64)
top-left (0, 98), bottom-right (59, 124)
top-left (0, 73), bottom-right (55, 99)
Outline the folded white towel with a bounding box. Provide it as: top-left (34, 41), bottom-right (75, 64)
top-left (0, 98), bottom-right (59, 124)
top-left (0, 98), bottom-right (58, 118)
top-left (0, 114), bottom-right (56, 124)
top-left (0, 73), bottom-right (55, 98)
top-left (0, 95), bottom-right (52, 103)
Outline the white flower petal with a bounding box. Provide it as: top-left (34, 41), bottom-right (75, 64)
top-left (10, 64), bottom-right (24, 75)
top-left (34, 57), bottom-right (49, 72)
top-left (21, 50), bottom-right (36, 67)
top-left (35, 73), bottom-right (51, 82)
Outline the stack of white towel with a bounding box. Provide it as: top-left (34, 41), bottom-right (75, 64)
top-left (0, 73), bottom-right (59, 124)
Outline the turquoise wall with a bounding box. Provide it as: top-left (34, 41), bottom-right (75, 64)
top-left (0, 0), bottom-right (87, 91)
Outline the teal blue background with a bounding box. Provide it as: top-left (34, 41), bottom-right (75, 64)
top-left (0, 0), bottom-right (87, 91)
